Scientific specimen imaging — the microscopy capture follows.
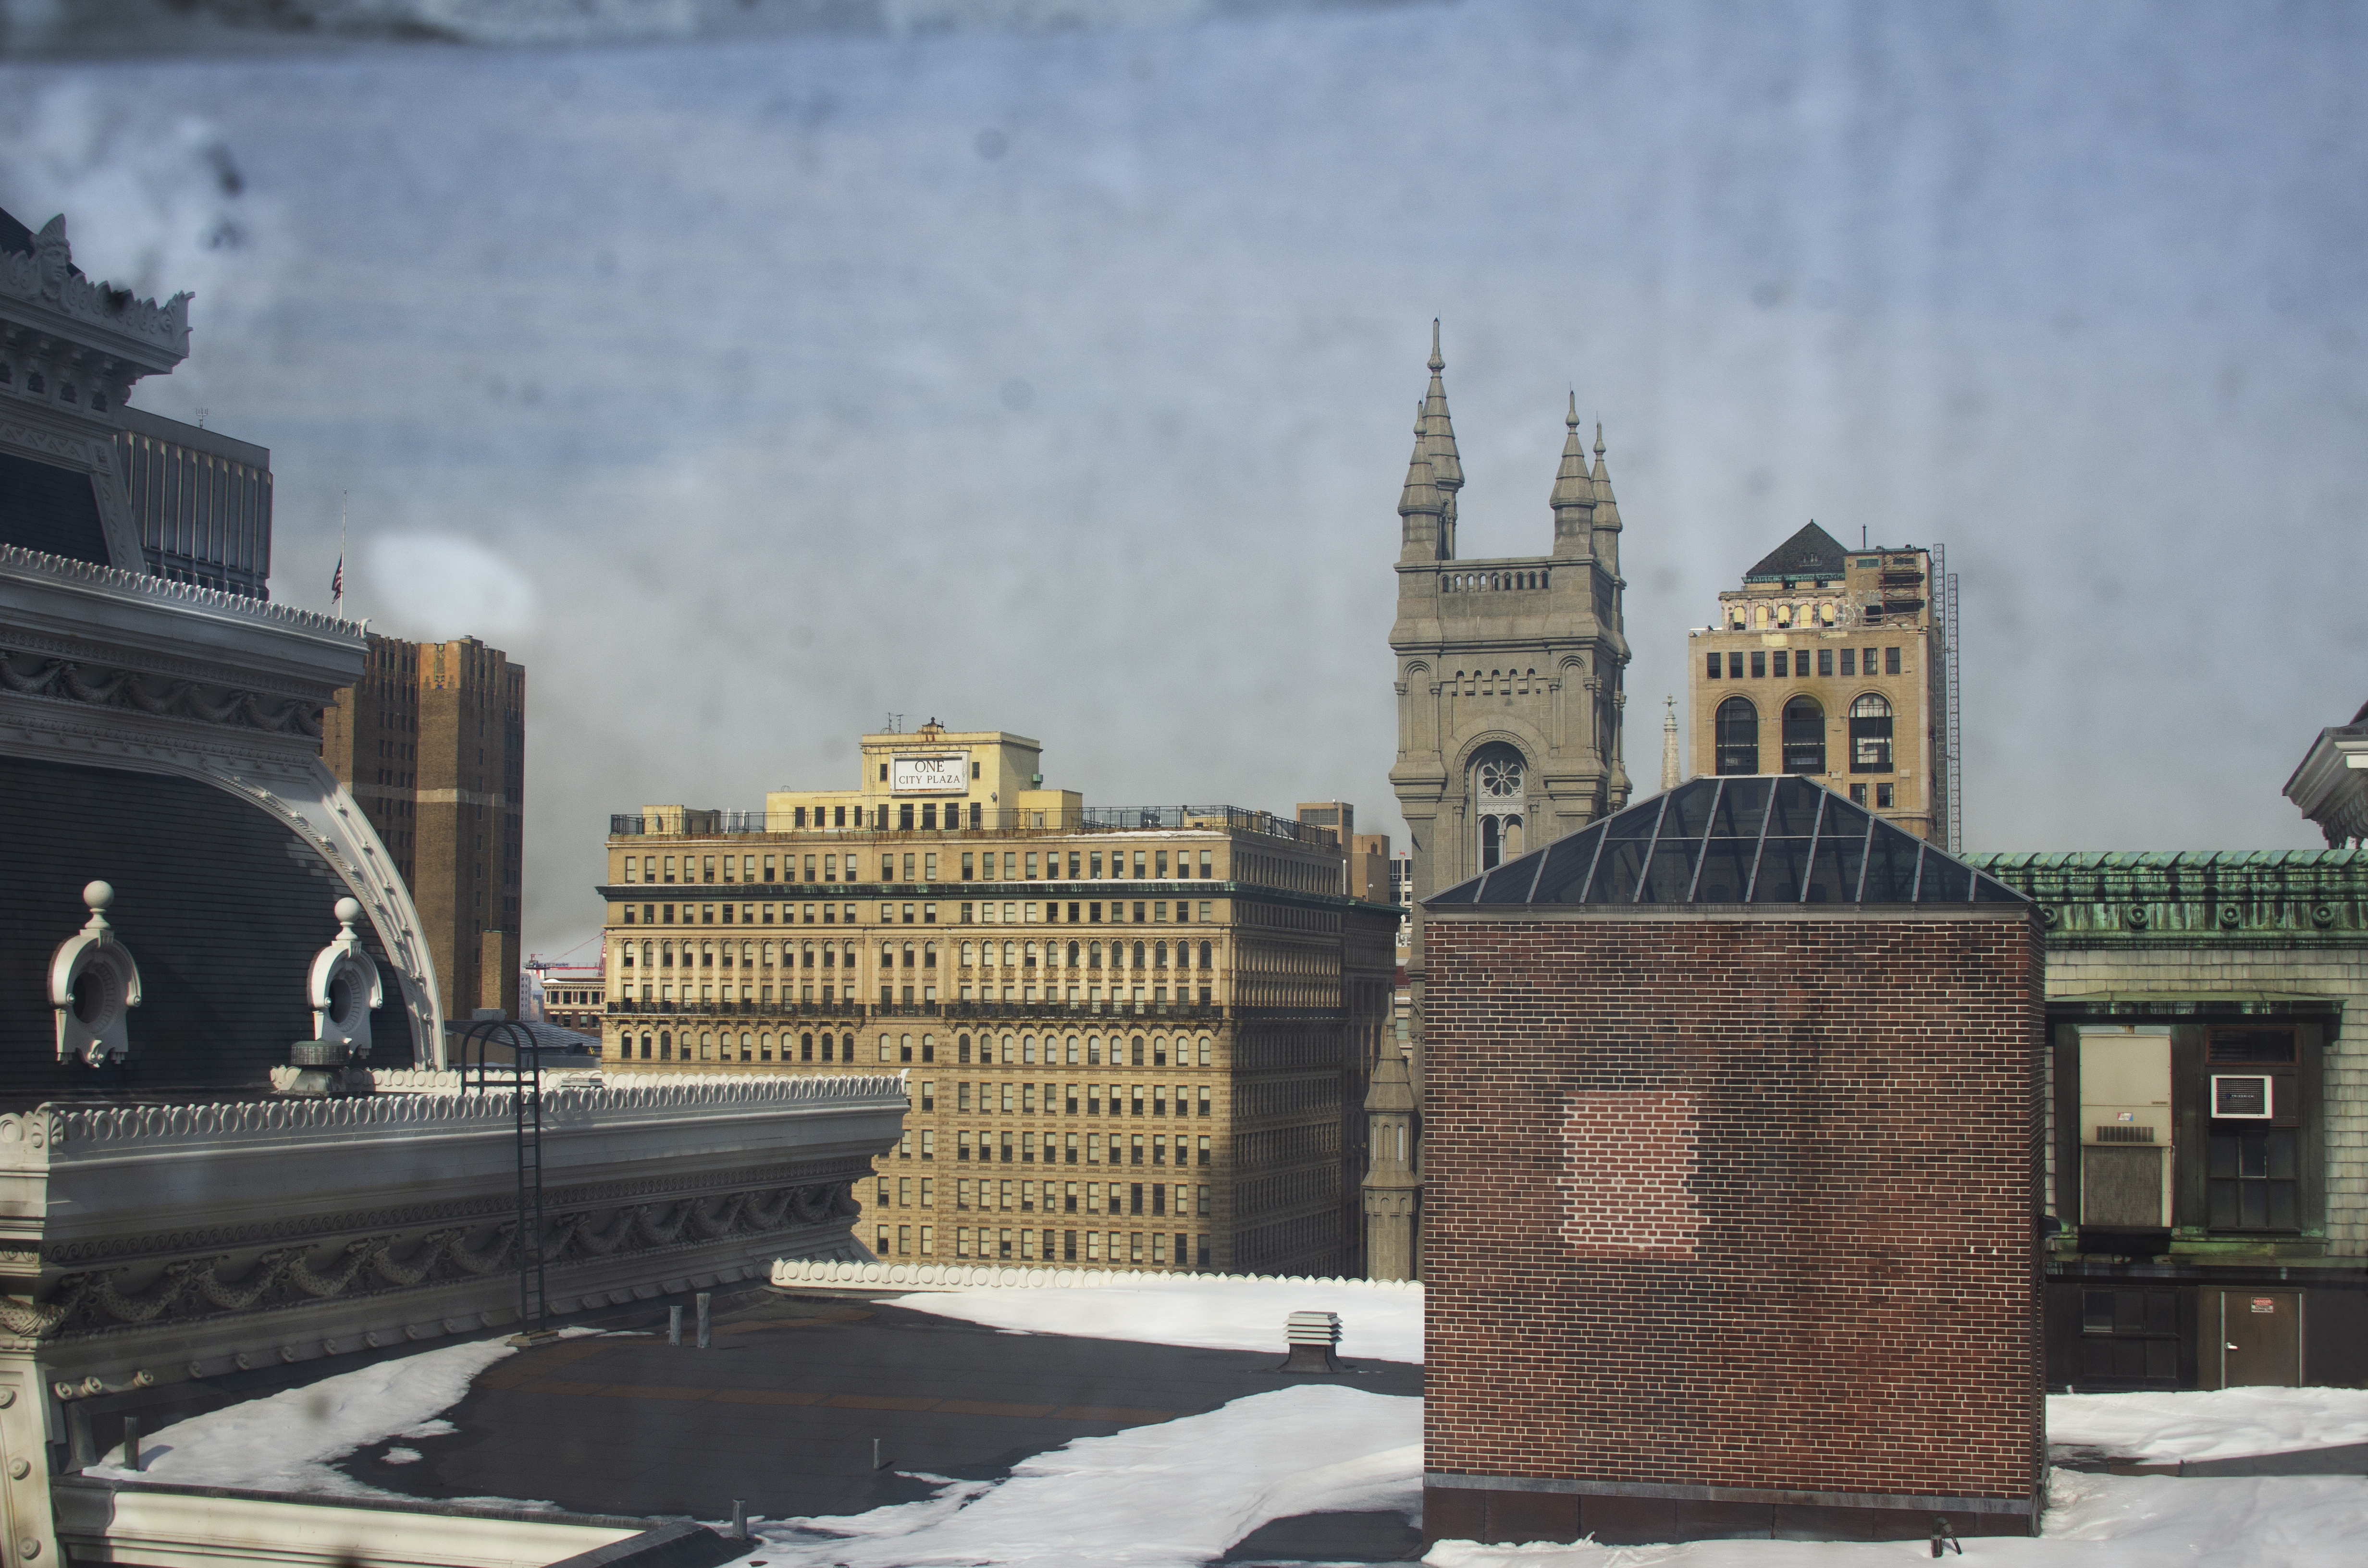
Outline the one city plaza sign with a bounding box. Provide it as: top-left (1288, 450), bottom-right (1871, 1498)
top-left (892, 753), bottom-right (969, 794)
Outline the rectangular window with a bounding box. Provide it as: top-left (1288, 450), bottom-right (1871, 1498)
top-left (1750, 651), bottom-right (1766, 678)
top-left (1706, 651), bottom-right (1722, 679)
top-left (1004, 852), bottom-right (1018, 879)
top-left (1850, 784), bottom-right (1868, 806)
top-left (1883, 646), bottom-right (1899, 674)
top-left (1817, 648), bottom-right (1834, 676)
top-left (1772, 649), bottom-right (1788, 678)
top-left (1026, 853), bottom-right (1038, 879)
top-left (1875, 783), bottom-right (1894, 809)
top-left (1839, 648), bottom-right (1856, 676)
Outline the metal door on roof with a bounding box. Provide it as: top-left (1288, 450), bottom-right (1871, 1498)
top-left (2214, 1290), bottom-right (2301, 1387)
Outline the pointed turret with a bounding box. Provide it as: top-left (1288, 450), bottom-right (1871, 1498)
top-left (1397, 401), bottom-right (1444, 564)
top-left (1590, 421), bottom-right (1624, 582)
top-left (1420, 320), bottom-right (1463, 560)
top-left (1548, 391), bottom-right (1596, 558)
top-left (1661, 697), bottom-right (1681, 793)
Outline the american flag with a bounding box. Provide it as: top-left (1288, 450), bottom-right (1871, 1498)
top-left (330, 554), bottom-right (343, 601)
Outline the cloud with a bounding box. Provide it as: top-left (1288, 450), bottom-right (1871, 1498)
top-left (359, 534), bottom-right (540, 644)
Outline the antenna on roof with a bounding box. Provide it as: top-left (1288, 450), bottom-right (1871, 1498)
top-left (1862, 525), bottom-right (1868, 549)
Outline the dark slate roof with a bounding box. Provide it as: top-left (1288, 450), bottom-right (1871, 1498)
top-left (1429, 774), bottom-right (2028, 908)
top-left (1743, 521), bottom-right (1850, 582)
top-left (0, 206), bottom-right (31, 257)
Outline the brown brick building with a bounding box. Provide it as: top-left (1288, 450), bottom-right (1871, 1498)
top-left (321, 633), bottom-right (525, 1020)
top-left (1420, 773), bottom-right (2044, 1546)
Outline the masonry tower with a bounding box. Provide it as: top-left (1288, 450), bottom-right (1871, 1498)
top-left (1367, 324), bottom-right (1634, 1278)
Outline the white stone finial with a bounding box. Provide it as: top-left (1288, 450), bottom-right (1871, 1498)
top-left (84, 881), bottom-right (114, 916)
top-left (334, 895), bottom-right (363, 930)
top-left (1661, 696), bottom-right (1682, 793)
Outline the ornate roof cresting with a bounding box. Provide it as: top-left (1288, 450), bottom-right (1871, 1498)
top-left (0, 214), bottom-right (191, 363)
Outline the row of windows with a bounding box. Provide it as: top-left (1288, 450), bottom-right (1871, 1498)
top-left (950, 1082), bottom-right (1215, 1115)
top-left (618, 937), bottom-right (1221, 971)
top-left (1713, 694), bottom-right (1895, 776)
top-left (873, 1177), bottom-right (1208, 1216)
top-left (619, 899), bottom-right (1219, 927)
top-left (623, 846), bottom-right (1223, 884)
top-left (614, 1029), bottom-right (1220, 1067)
top-left (877, 1226), bottom-right (1208, 1268)
top-left (950, 1130), bottom-right (1213, 1166)
top-left (618, 980), bottom-right (1214, 1007)
top-left (1707, 644), bottom-right (1902, 680)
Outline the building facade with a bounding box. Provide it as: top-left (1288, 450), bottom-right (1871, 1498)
top-left (1422, 775), bottom-right (2043, 1546)
top-left (1685, 521), bottom-right (1953, 845)
top-left (595, 724), bottom-right (1401, 1277)
top-left (321, 633), bottom-right (527, 1020)
top-left (1379, 327), bottom-right (1636, 1280)
top-left (1967, 849), bottom-right (2368, 1390)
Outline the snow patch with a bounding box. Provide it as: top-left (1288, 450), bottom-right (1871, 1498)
top-left (738, 1384), bottom-right (1418, 1568)
top-left (885, 1275), bottom-right (1423, 1363)
top-left (2048, 1385), bottom-right (2368, 1462)
top-left (86, 1335), bottom-right (538, 1497)
top-left (1423, 1469), bottom-right (2368, 1567)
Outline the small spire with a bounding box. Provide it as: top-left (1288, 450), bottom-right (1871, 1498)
top-left (1398, 401), bottom-right (1443, 562)
top-left (1594, 420), bottom-right (1606, 459)
top-left (1429, 318), bottom-right (1444, 373)
top-left (1549, 392), bottom-right (1595, 557)
top-left (1661, 697), bottom-right (1681, 793)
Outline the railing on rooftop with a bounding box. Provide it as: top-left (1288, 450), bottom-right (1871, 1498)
top-left (610, 805), bottom-right (1335, 848)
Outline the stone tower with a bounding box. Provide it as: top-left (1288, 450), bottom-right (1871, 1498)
top-left (1387, 329), bottom-right (1631, 899)
top-left (1366, 323), bottom-right (1633, 1278)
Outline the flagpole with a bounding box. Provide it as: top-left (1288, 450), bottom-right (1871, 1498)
top-left (333, 491), bottom-right (347, 615)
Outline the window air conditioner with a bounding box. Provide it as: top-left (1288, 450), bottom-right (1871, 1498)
top-left (2210, 1074), bottom-right (2275, 1120)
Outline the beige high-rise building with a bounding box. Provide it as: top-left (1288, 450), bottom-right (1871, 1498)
top-left (1685, 522), bottom-right (1954, 844)
top-left (594, 723), bottom-right (1400, 1276)
top-left (321, 633), bottom-right (526, 1019)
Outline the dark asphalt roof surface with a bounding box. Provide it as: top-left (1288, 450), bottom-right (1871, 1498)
top-left (339, 1288), bottom-right (1423, 1530)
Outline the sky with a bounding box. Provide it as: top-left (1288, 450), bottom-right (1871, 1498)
top-left (3, 0), bottom-right (2364, 965)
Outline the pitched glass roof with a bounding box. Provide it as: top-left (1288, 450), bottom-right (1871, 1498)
top-left (1430, 775), bottom-right (2029, 908)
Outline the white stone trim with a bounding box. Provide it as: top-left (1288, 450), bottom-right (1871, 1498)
top-left (52, 1480), bottom-right (640, 1568)
top-left (768, 1257), bottom-right (1423, 1294)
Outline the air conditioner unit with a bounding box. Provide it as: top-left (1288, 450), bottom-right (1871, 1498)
top-left (2211, 1074), bottom-right (2276, 1120)
top-left (2079, 1025), bottom-right (2173, 1230)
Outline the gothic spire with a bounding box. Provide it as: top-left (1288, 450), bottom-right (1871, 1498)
top-left (1548, 391), bottom-right (1596, 559)
top-left (1661, 696), bottom-right (1681, 793)
top-left (1421, 320), bottom-right (1463, 558)
top-left (1397, 400), bottom-right (1444, 564)
top-left (1590, 420), bottom-right (1624, 581)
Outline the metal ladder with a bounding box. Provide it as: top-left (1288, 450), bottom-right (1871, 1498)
top-left (459, 1020), bottom-right (547, 1334)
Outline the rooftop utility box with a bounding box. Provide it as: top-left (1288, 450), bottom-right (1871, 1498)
top-left (1419, 775), bottom-right (2045, 1548)
top-left (2079, 1025), bottom-right (2172, 1231)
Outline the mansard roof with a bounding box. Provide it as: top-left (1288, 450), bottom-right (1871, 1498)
top-left (1743, 521), bottom-right (1849, 582)
top-left (1429, 773), bottom-right (2027, 908)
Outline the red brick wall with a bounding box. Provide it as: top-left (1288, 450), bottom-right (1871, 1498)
top-left (1424, 910), bottom-right (2045, 1509)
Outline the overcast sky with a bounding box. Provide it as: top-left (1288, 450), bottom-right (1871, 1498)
top-left (4, 0), bottom-right (2364, 966)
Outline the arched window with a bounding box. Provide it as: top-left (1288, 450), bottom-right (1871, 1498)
top-left (1089, 942), bottom-right (1103, 969)
top-left (901, 942), bottom-right (915, 969)
top-left (801, 1031), bottom-right (813, 1062)
top-left (659, 1030), bottom-right (672, 1060)
top-left (1782, 696), bottom-right (1826, 774)
top-left (1155, 942), bottom-right (1168, 968)
top-left (741, 1031), bottom-right (753, 1060)
top-left (1132, 941), bottom-right (1146, 969)
top-left (1471, 743), bottom-right (1527, 870)
top-left (1715, 697), bottom-right (1760, 775)
top-left (1067, 941), bottom-right (1080, 967)
top-left (924, 941), bottom-right (937, 969)
top-left (1849, 693), bottom-right (1894, 773)
top-left (957, 1032), bottom-right (971, 1063)
top-left (640, 1033), bottom-right (653, 1060)
top-left (1199, 940), bottom-right (1212, 968)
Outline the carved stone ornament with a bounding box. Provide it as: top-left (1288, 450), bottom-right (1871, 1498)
top-left (281, 896), bottom-right (386, 1098)
top-left (16, 1182), bottom-right (860, 1341)
top-left (49, 881), bottom-right (141, 1067)
top-left (0, 647), bottom-right (325, 738)
top-left (0, 214), bottom-right (191, 360)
